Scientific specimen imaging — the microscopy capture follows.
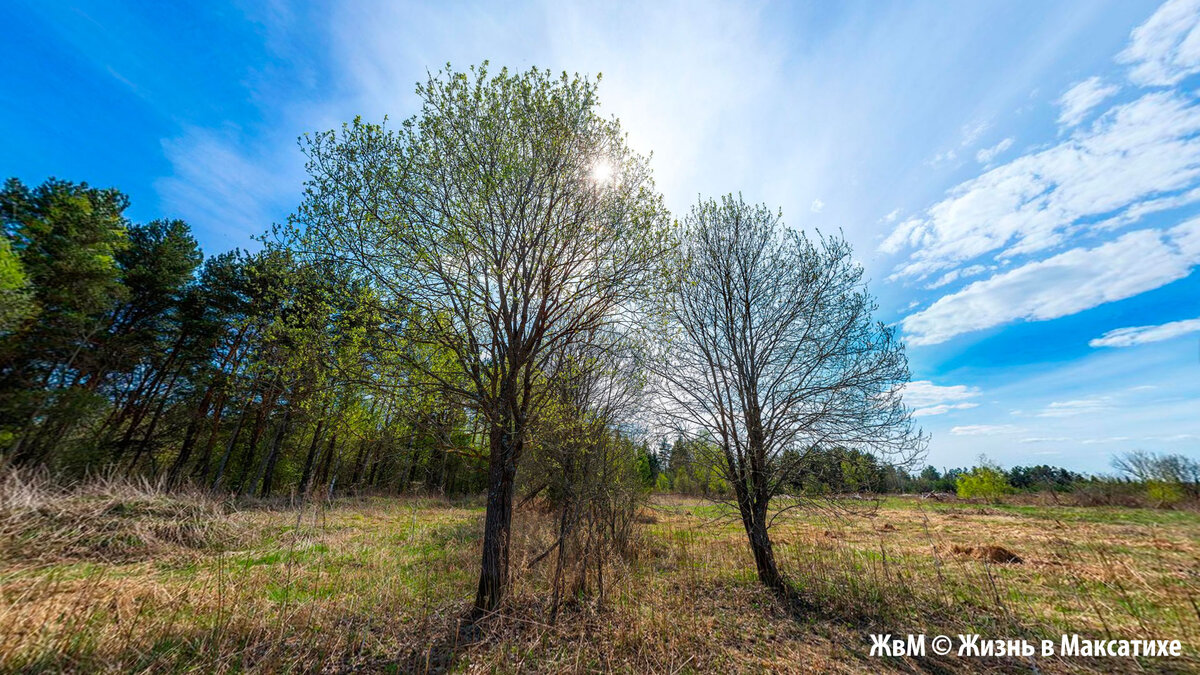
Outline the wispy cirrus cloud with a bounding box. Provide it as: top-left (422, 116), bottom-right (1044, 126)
top-left (156, 127), bottom-right (304, 243)
top-left (926, 264), bottom-right (989, 290)
top-left (1037, 396), bottom-right (1113, 418)
top-left (950, 424), bottom-right (1022, 436)
top-left (975, 137), bottom-right (1013, 164)
top-left (1147, 433), bottom-right (1198, 441)
top-left (1056, 76), bottom-right (1120, 126)
top-left (155, 0), bottom-right (789, 248)
top-left (1090, 316), bottom-right (1200, 347)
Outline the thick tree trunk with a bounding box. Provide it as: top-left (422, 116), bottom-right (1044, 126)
top-left (472, 428), bottom-right (519, 615)
top-left (742, 506), bottom-right (785, 593)
top-left (731, 456), bottom-right (786, 595)
top-left (738, 401), bottom-right (786, 594)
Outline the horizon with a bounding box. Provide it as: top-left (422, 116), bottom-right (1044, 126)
top-left (3, 0), bottom-right (1198, 473)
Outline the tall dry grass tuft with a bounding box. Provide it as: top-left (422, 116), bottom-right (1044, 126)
top-left (0, 467), bottom-right (239, 564)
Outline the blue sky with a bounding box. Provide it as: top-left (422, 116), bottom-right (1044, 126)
top-left (3, 0), bottom-right (1198, 473)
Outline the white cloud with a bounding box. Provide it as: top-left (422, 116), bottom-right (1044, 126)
top-left (1038, 396), bottom-right (1113, 417)
top-left (901, 218), bottom-right (1200, 345)
top-left (157, 1), bottom-right (789, 247)
top-left (960, 120), bottom-right (990, 148)
top-left (912, 402), bottom-right (979, 418)
top-left (1081, 436), bottom-right (1132, 445)
top-left (901, 380), bottom-right (979, 406)
top-left (885, 2), bottom-right (1200, 287)
top-left (1020, 437), bottom-right (1070, 443)
top-left (928, 148), bottom-right (957, 167)
top-left (1093, 186), bottom-right (1200, 231)
top-left (1090, 316), bottom-right (1200, 347)
top-left (883, 208), bottom-right (902, 223)
top-left (950, 424), bottom-right (1021, 436)
top-left (975, 137), bottom-right (1014, 164)
top-left (900, 380), bottom-right (982, 417)
top-left (882, 91), bottom-right (1200, 280)
top-left (1117, 0), bottom-right (1200, 86)
top-left (926, 264), bottom-right (988, 289)
top-left (810, 199), bottom-right (825, 213)
top-left (1056, 77), bottom-right (1120, 126)
top-left (879, 217), bottom-right (926, 255)
top-left (927, 121), bottom-right (992, 168)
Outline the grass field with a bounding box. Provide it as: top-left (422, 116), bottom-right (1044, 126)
top-left (2, 482), bottom-right (1198, 673)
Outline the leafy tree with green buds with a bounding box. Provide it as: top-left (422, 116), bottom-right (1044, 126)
top-left (293, 63), bottom-right (671, 613)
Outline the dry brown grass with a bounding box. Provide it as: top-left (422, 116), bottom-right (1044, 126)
top-left (0, 469), bottom-right (240, 564)
top-left (0, 480), bottom-right (1197, 673)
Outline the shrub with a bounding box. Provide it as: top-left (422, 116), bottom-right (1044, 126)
top-left (1146, 480), bottom-right (1184, 508)
top-left (956, 466), bottom-right (1012, 502)
top-left (654, 473), bottom-right (671, 492)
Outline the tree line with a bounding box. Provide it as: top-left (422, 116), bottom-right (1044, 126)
top-left (0, 178), bottom-right (490, 499)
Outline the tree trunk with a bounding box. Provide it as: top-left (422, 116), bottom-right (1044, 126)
top-left (472, 428), bottom-right (519, 615)
top-left (256, 410), bottom-right (290, 498)
top-left (210, 402), bottom-right (251, 491)
top-left (316, 432), bottom-right (338, 494)
top-left (167, 381), bottom-right (217, 488)
top-left (234, 390), bottom-right (276, 496)
top-left (351, 439), bottom-right (368, 487)
top-left (366, 443), bottom-right (382, 487)
top-left (739, 501), bottom-right (785, 594)
top-left (111, 341), bottom-right (181, 464)
top-left (398, 436), bottom-right (415, 493)
top-left (127, 366), bottom-right (183, 475)
top-left (191, 392), bottom-right (228, 483)
top-left (298, 418), bottom-right (326, 497)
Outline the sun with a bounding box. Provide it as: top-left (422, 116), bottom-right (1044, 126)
top-left (590, 158), bottom-right (614, 184)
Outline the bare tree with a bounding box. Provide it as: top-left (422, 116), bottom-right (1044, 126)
top-left (1114, 450), bottom-right (1200, 497)
top-left (652, 195), bottom-right (924, 594)
top-left (293, 64), bottom-right (669, 614)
